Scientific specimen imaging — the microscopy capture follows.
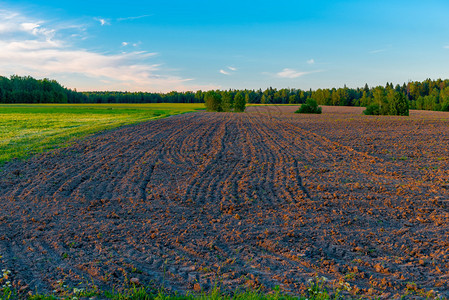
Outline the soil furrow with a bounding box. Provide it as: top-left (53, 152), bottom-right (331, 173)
top-left (0, 107), bottom-right (448, 298)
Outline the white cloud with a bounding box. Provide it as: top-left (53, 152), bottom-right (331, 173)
top-left (220, 66), bottom-right (236, 75)
top-left (0, 10), bottom-right (18, 20)
top-left (444, 45), bottom-right (449, 49)
top-left (21, 22), bottom-right (40, 33)
top-left (95, 18), bottom-right (110, 26)
top-left (0, 11), bottom-right (19, 33)
top-left (0, 9), bottom-right (215, 92)
top-left (277, 68), bottom-right (310, 79)
top-left (122, 42), bottom-right (129, 46)
top-left (307, 59), bottom-right (315, 64)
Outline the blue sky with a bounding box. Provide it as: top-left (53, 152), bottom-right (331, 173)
top-left (1, 0), bottom-right (449, 92)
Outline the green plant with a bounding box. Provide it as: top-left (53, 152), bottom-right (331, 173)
top-left (363, 104), bottom-right (380, 115)
top-left (307, 276), bottom-right (330, 299)
top-left (0, 268), bottom-right (15, 299)
top-left (131, 267), bottom-right (143, 274)
top-left (0, 286), bottom-right (15, 300)
top-left (28, 294), bottom-right (59, 300)
top-left (295, 99), bottom-right (322, 114)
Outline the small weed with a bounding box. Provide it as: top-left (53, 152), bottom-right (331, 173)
top-left (307, 276), bottom-right (330, 299)
top-left (0, 286), bottom-right (15, 300)
top-left (131, 267), bottom-right (143, 274)
top-left (10, 279), bottom-right (443, 300)
top-left (28, 295), bottom-right (59, 299)
top-left (0, 268), bottom-right (14, 299)
top-left (336, 280), bottom-right (352, 294)
top-left (198, 267), bottom-right (212, 273)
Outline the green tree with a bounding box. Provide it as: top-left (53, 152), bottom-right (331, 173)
top-left (234, 92), bottom-right (246, 112)
top-left (389, 92), bottom-right (409, 116)
top-left (331, 88), bottom-right (340, 105)
top-left (383, 86), bottom-right (395, 115)
top-left (359, 91), bottom-right (372, 107)
top-left (440, 86), bottom-right (449, 111)
top-left (245, 93), bottom-right (251, 106)
top-left (313, 89), bottom-right (326, 105)
top-left (204, 91), bottom-right (222, 112)
top-left (373, 86), bottom-right (386, 112)
top-left (288, 94), bottom-right (298, 104)
top-left (221, 91), bottom-right (234, 112)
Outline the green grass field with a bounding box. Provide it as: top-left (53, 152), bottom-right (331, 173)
top-left (0, 103), bottom-right (204, 164)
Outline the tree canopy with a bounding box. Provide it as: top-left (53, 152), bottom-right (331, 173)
top-left (2, 75), bottom-right (449, 114)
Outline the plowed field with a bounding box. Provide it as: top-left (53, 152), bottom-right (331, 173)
top-left (0, 106), bottom-right (448, 298)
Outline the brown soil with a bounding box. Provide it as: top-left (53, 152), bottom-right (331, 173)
top-left (0, 106), bottom-right (448, 298)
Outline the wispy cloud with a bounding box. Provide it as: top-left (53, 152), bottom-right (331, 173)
top-left (95, 15), bottom-right (152, 26)
top-left (444, 45), bottom-right (449, 49)
top-left (0, 10), bottom-right (20, 33)
top-left (307, 59), bottom-right (315, 64)
top-left (220, 66), bottom-right (237, 75)
top-left (117, 15), bottom-right (152, 22)
top-left (277, 68), bottom-right (311, 79)
top-left (0, 9), bottom-right (215, 92)
top-left (369, 49), bottom-right (386, 54)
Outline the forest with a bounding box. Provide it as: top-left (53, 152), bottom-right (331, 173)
top-left (1, 75), bottom-right (449, 112)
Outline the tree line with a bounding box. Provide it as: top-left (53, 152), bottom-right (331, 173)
top-left (1, 75), bottom-right (449, 112)
top-left (0, 75), bottom-right (86, 104)
top-left (310, 80), bottom-right (449, 112)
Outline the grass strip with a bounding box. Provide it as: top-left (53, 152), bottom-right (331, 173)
top-left (0, 103), bottom-right (204, 164)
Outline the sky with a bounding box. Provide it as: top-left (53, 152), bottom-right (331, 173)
top-left (1, 0), bottom-right (449, 92)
